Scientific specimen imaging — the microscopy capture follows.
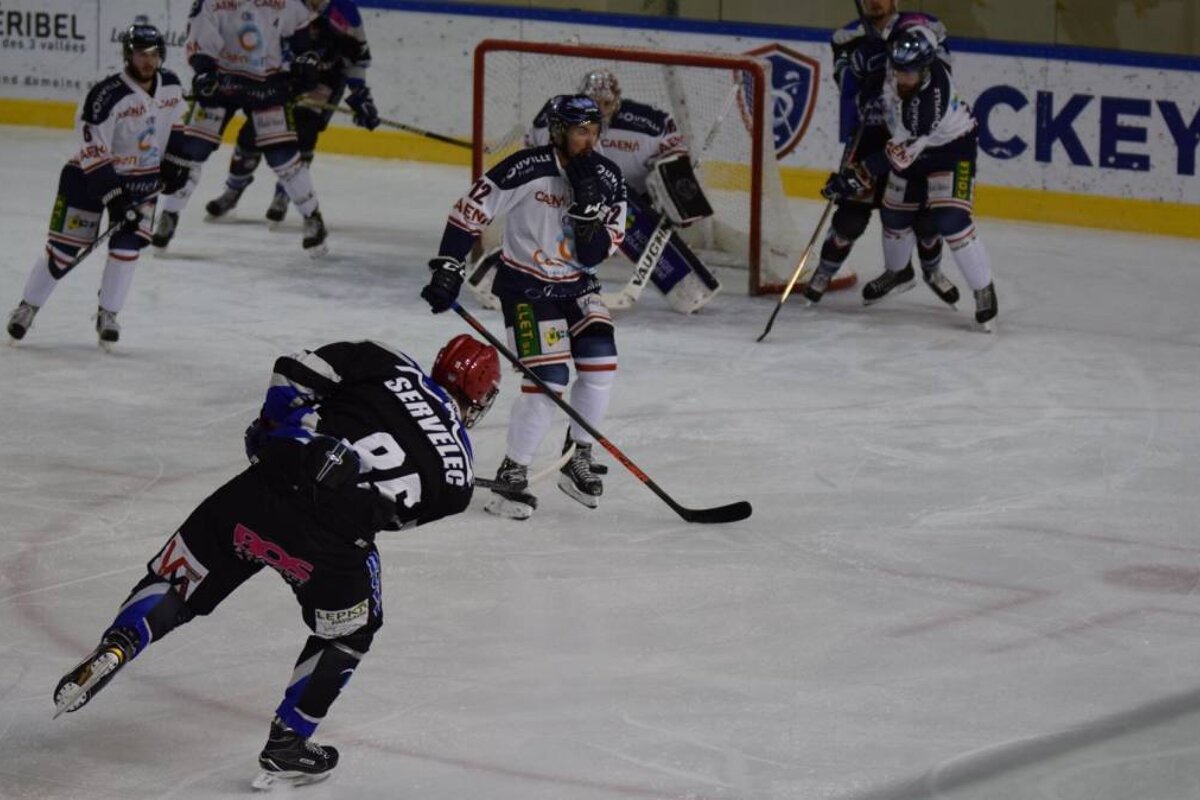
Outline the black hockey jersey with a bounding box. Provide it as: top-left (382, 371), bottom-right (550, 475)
top-left (255, 340), bottom-right (474, 534)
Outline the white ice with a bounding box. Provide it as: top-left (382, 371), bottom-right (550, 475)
top-left (2, 125), bottom-right (1199, 800)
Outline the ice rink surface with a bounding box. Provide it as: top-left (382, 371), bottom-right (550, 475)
top-left (2, 125), bottom-right (1199, 799)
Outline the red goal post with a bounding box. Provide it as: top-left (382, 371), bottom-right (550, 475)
top-left (471, 39), bottom-right (851, 296)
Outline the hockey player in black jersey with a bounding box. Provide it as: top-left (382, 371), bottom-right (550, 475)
top-left (804, 0), bottom-right (959, 307)
top-left (822, 24), bottom-right (998, 330)
top-left (5, 20), bottom-right (189, 347)
top-left (204, 0), bottom-right (379, 225)
top-left (51, 336), bottom-right (500, 789)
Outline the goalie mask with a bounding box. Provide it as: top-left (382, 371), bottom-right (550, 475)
top-left (432, 334), bottom-right (501, 429)
top-left (578, 70), bottom-right (621, 121)
top-left (545, 94), bottom-right (603, 152)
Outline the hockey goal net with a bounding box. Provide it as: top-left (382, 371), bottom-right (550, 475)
top-left (472, 39), bottom-right (853, 296)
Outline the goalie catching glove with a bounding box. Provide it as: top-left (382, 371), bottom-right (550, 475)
top-left (645, 152), bottom-right (713, 227)
top-left (421, 256), bottom-right (465, 313)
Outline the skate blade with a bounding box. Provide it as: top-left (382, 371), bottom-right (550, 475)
top-left (483, 495), bottom-right (535, 520)
top-left (975, 319), bottom-right (994, 333)
top-left (98, 340), bottom-right (116, 354)
top-left (862, 279), bottom-right (916, 306)
top-left (556, 475), bottom-right (601, 509)
top-left (251, 769), bottom-right (331, 791)
top-left (305, 243), bottom-right (329, 259)
top-left (53, 651), bottom-right (120, 719)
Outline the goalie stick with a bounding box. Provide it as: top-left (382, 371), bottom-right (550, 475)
top-left (756, 125), bottom-right (866, 343)
top-left (453, 302), bottom-right (752, 524)
top-left (297, 99), bottom-right (473, 150)
top-left (601, 83), bottom-right (741, 310)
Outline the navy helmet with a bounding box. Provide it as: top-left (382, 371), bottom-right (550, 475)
top-left (122, 16), bottom-right (166, 62)
top-left (888, 25), bottom-right (938, 73)
top-left (546, 94), bottom-right (602, 149)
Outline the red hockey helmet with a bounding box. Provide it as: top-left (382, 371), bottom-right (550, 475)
top-left (432, 334), bottom-right (501, 429)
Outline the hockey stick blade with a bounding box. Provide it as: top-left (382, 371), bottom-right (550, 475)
top-left (679, 499), bottom-right (753, 524)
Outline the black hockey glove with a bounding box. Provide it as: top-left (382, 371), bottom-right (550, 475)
top-left (160, 153), bottom-right (192, 195)
top-left (821, 163), bottom-right (873, 201)
top-left (565, 152), bottom-right (604, 217)
top-left (346, 85), bottom-right (380, 131)
top-left (102, 186), bottom-right (143, 233)
top-left (421, 256), bottom-right (465, 313)
top-left (290, 51), bottom-right (322, 92)
top-left (190, 55), bottom-right (221, 99)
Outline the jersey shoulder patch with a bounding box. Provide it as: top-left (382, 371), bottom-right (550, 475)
top-left (610, 99), bottom-right (670, 136)
top-left (81, 75), bottom-right (134, 125)
top-left (592, 152), bottom-right (627, 202)
top-left (832, 20), bottom-right (866, 48)
top-left (486, 145), bottom-right (559, 190)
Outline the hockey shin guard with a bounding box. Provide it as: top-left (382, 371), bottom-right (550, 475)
top-left (275, 630), bottom-right (374, 738)
top-left (265, 149), bottom-right (319, 217)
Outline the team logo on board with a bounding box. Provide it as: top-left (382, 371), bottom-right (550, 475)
top-left (740, 44), bottom-right (820, 159)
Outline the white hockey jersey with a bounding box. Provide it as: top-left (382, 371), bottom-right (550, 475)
top-left (70, 69), bottom-right (187, 182)
top-left (445, 146), bottom-right (627, 284)
top-left (185, 0), bottom-right (315, 81)
top-left (527, 98), bottom-right (686, 195)
top-left (877, 60), bottom-right (976, 172)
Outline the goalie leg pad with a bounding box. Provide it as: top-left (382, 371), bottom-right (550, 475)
top-left (616, 197), bottom-right (720, 314)
top-left (645, 153), bottom-right (714, 226)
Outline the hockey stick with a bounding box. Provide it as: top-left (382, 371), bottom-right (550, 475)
top-left (600, 216), bottom-right (671, 310)
top-left (474, 443), bottom-right (575, 490)
top-left (755, 125), bottom-right (866, 343)
top-left (58, 190), bottom-right (162, 275)
top-left (453, 302), bottom-right (752, 524)
top-left (296, 99), bottom-right (472, 149)
top-left (600, 83), bottom-right (741, 311)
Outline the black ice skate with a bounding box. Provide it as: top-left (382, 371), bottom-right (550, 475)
top-left (862, 263), bottom-right (915, 305)
top-left (800, 270), bottom-right (833, 304)
top-left (922, 268), bottom-right (960, 308)
top-left (251, 717), bottom-right (339, 791)
top-left (483, 456), bottom-right (538, 520)
top-left (53, 627), bottom-right (138, 719)
top-left (205, 186), bottom-right (243, 219)
top-left (557, 435), bottom-right (602, 509)
top-left (151, 210), bottom-right (178, 249)
top-left (265, 189), bottom-right (289, 224)
top-left (973, 282), bottom-right (997, 332)
top-left (95, 308), bottom-right (120, 349)
top-left (302, 210), bottom-right (328, 257)
top-left (7, 301), bottom-right (38, 341)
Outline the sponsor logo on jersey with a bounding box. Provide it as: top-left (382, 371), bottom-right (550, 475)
top-left (601, 137), bottom-right (641, 153)
top-left (152, 531), bottom-right (209, 600)
top-left (741, 43), bottom-right (821, 159)
top-left (315, 600), bottom-right (369, 637)
top-left (117, 104), bottom-right (147, 121)
top-left (534, 190), bottom-right (567, 208)
top-left (954, 160), bottom-right (973, 200)
top-left (237, 23), bottom-right (263, 52)
top-left (232, 523), bottom-right (313, 585)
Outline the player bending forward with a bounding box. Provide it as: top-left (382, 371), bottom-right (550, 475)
top-left (152, 0), bottom-right (331, 255)
top-left (204, 0), bottom-right (378, 224)
top-left (52, 337), bottom-right (500, 789)
top-left (422, 95), bottom-right (628, 519)
top-left (6, 21), bottom-right (188, 346)
top-left (822, 24), bottom-right (997, 330)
